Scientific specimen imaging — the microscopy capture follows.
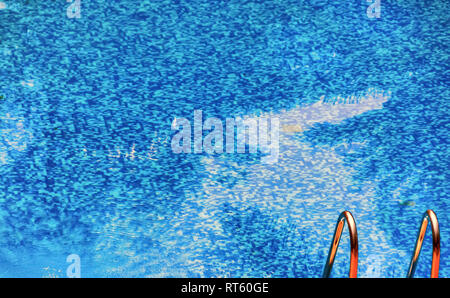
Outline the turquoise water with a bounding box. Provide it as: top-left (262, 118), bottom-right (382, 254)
top-left (0, 0), bottom-right (448, 277)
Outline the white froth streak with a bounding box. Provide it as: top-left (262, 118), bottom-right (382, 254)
top-left (192, 89), bottom-right (404, 277)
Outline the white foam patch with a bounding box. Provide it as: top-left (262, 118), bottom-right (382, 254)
top-left (189, 89), bottom-right (406, 277)
top-left (90, 88), bottom-right (403, 277)
top-left (0, 113), bottom-right (33, 164)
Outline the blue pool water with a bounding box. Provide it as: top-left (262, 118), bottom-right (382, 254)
top-left (0, 0), bottom-right (448, 277)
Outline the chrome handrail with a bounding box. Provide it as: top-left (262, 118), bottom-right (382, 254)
top-left (407, 209), bottom-right (440, 278)
top-left (323, 211), bottom-right (358, 278)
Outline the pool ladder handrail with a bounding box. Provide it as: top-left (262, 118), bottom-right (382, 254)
top-left (407, 209), bottom-right (440, 278)
top-left (323, 211), bottom-right (358, 278)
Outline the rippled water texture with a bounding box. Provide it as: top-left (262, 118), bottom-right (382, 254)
top-left (0, 0), bottom-right (448, 277)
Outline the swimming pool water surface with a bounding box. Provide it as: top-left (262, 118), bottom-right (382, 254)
top-left (0, 0), bottom-right (448, 277)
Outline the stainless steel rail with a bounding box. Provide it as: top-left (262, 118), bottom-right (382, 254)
top-left (323, 211), bottom-right (358, 278)
top-left (407, 209), bottom-right (440, 278)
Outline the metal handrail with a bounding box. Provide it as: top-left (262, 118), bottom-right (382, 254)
top-left (407, 209), bottom-right (440, 278)
top-left (323, 211), bottom-right (358, 278)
